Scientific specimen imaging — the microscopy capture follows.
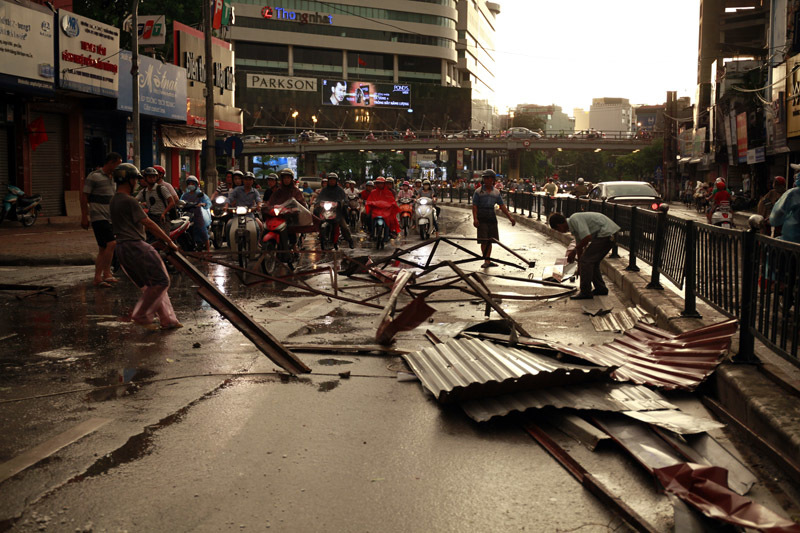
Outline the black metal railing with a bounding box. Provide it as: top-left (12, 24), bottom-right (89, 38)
top-left (437, 188), bottom-right (800, 367)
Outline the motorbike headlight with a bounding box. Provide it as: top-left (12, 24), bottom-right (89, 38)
top-left (273, 207), bottom-right (281, 216)
top-left (323, 202), bottom-right (334, 210)
top-left (215, 196), bottom-right (226, 205)
top-left (235, 206), bottom-right (248, 215)
top-left (419, 198), bottom-right (429, 205)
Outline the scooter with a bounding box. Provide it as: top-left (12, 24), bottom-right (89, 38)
top-left (368, 199), bottom-right (394, 250)
top-left (0, 185), bottom-right (42, 226)
top-left (346, 192), bottom-right (361, 232)
top-left (318, 201), bottom-right (340, 251)
top-left (261, 198), bottom-right (315, 274)
top-left (415, 197), bottom-right (436, 240)
top-left (228, 206), bottom-right (261, 269)
top-left (210, 195), bottom-right (230, 249)
top-left (398, 197), bottom-right (414, 237)
top-left (710, 201), bottom-right (734, 228)
top-left (168, 204), bottom-right (195, 252)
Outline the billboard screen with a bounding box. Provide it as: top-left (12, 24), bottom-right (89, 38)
top-left (321, 79), bottom-right (410, 108)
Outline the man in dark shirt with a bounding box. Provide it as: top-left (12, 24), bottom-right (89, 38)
top-left (110, 163), bottom-right (181, 330)
top-left (472, 169), bottom-right (515, 267)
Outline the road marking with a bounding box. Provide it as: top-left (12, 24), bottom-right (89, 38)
top-left (0, 418), bottom-right (112, 483)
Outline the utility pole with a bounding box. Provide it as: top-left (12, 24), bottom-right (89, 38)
top-left (131, 0), bottom-right (140, 169)
top-left (663, 91), bottom-right (677, 201)
top-left (203, 0), bottom-right (218, 193)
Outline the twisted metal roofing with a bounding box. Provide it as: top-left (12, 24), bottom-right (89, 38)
top-left (401, 338), bottom-right (611, 404)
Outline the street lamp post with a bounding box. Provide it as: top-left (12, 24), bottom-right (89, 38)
top-left (292, 110), bottom-right (299, 137)
top-left (312, 115), bottom-right (317, 131)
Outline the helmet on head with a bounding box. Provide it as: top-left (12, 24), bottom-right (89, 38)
top-left (375, 176), bottom-right (386, 183)
top-left (422, 179), bottom-right (431, 186)
top-left (482, 169), bottom-right (497, 180)
top-left (244, 171), bottom-right (255, 179)
top-left (775, 176), bottom-right (787, 186)
top-left (716, 181), bottom-right (725, 190)
top-left (326, 172), bottom-right (339, 181)
top-left (402, 181), bottom-right (410, 187)
top-left (233, 170), bottom-right (244, 177)
top-left (386, 177), bottom-right (395, 184)
top-left (547, 177), bottom-right (554, 182)
top-left (143, 167), bottom-right (158, 176)
top-left (226, 168), bottom-right (235, 175)
top-left (186, 175), bottom-right (199, 186)
top-left (577, 178), bottom-right (584, 183)
top-left (346, 179), bottom-right (355, 185)
top-left (415, 179), bottom-right (422, 184)
top-left (266, 173), bottom-right (278, 181)
top-left (366, 180), bottom-right (374, 187)
top-left (113, 163), bottom-right (142, 185)
top-left (279, 169), bottom-right (295, 183)
top-left (153, 165), bottom-right (166, 176)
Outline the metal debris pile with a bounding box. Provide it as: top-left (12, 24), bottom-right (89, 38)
top-left (399, 320), bottom-right (800, 532)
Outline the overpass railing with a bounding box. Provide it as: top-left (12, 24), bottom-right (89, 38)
top-left (433, 188), bottom-right (799, 368)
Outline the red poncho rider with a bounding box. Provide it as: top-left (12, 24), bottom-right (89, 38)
top-left (365, 177), bottom-right (400, 234)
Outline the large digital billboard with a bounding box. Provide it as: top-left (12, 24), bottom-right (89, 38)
top-left (321, 79), bottom-right (410, 108)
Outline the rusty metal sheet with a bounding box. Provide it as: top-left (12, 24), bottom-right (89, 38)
top-left (593, 414), bottom-right (684, 472)
top-left (460, 382), bottom-right (677, 423)
top-left (654, 429), bottom-right (757, 496)
top-left (654, 463), bottom-right (800, 532)
top-left (401, 338), bottom-right (611, 404)
top-left (621, 410), bottom-right (725, 435)
top-left (590, 306), bottom-right (655, 332)
top-left (376, 296), bottom-right (435, 345)
top-left (552, 320), bottom-right (736, 390)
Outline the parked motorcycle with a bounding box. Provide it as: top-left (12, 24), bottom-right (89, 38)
top-left (398, 197), bottom-right (414, 237)
top-left (210, 195), bottom-right (230, 249)
top-left (318, 201), bottom-right (340, 251)
top-left (0, 185), bottom-right (42, 226)
top-left (415, 197), bottom-right (436, 240)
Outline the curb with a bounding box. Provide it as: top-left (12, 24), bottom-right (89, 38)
top-left (0, 255), bottom-right (95, 266)
top-left (442, 203), bottom-right (800, 469)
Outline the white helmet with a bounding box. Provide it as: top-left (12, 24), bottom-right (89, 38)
top-left (577, 178), bottom-right (584, 184)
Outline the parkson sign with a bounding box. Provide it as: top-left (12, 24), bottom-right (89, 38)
top-left (247, 74), bottom-right (316, 92)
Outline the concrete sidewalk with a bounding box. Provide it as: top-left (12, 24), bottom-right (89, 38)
top-left (0, 219), bottom-right (96, 266)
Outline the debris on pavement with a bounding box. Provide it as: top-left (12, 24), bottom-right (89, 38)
top-left (589, 306), bottom-right (654, 332)
top-left (375, 271), bottom-right (435, 345)
top-left (401, 337), bottom-right (611, 404)
top-left (621, 409), bottom-right (725, 435)
top-left (654, 463), bottom-right (800, 532)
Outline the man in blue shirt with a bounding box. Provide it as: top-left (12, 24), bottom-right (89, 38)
top-left (549, 211), bottom-right (620, 299)
top-left (472, 169), bottom-right (516, 267)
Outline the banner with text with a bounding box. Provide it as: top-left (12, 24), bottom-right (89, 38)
top-left (118, 51), bottom-right (187, 121)
top-left (247, 74), bottom-right (316, 92)
top-left (57, 10), bottom-right (119, 97)
top-left (0, 0), bottom-right (54, 92)
top-left (321, 79), bottom-right (410, 108)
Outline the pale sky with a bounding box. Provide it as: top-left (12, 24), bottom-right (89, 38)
top-left (492, 0), bottom-right (701, 113)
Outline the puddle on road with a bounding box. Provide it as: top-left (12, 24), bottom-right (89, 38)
top-left (84, 368), bottom-right (159, 402)
top-left (316, 358), bottom-right (354, 366)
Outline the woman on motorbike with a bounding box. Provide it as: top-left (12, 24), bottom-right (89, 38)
top-left (416, 179), bottom-right (440, 236)
top-left (180, 176), bottom-right (211, 251)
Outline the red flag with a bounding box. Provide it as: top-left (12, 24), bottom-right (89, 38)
top-left (357, 56), bottom-right (366, 67)
top-left (212, 0), bottom-right (224, 29)
top-left (28, 117), bottom-right (48, 151)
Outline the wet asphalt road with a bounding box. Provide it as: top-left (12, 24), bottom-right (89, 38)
top-left (0, 206), bottom-right (789, 532)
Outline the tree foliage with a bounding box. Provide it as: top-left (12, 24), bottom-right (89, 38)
top-left (511, 114), bottom-right (546, 132)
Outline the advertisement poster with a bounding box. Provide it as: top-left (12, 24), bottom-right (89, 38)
top-left (0, 0), bottom-right (54, 92)
top-left (736, 112), bottom-right (748, 163)
top-left (58, 10), bottom-right (119, 97)
top-left (138, 15), bottom-right (166, 46)
top-left (322, 79), bottom-right (410, 108)
top-left (117, 51), bottom-right (187, 121)
top-left (786, 53), bottom-right (800, 137)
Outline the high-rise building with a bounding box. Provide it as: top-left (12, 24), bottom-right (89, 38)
top-left (515, 104), bottom-right (573, 135)
top-left (228, 0), bottom-right (500, 135)
top-left (589, 97), bottom-right (633, 137)
top-left (572, 108), bottom-right (590, 131)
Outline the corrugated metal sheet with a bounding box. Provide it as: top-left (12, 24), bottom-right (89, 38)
top-left (461, 382), bottom-right (677, 423)
top-left (590, 306), bottom-right (655, 332)
top-left (401, 338), bottom-right (611, 404)
top-left (552, 320), bottom-right (737, 390)
top-left (622, 410), bottom-right (725, 434)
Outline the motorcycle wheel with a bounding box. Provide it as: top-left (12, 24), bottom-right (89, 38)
top-left (212, 228), bottom-right (223, 250)
top-left (238, 237), bottom-right (249, 270)
top-left (20, 210), bottom-right (37, 227)
top-left (419, 224), bottom-right (429, 240)
top-left (261, 241), bottom-right (278, 274)
top-left (375, 225), bottom-right (383, 250)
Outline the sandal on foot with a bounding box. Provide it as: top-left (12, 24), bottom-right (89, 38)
top-left (93, 281), bottom-right (112, 288)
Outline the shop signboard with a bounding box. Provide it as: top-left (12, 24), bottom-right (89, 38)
top-left (117, 51), bottom-right (187, 122)
top-left (0, 0), bottom-right (55, 92)
top-left (246, 73), bottom-right (316, 92)
top-left (57, 10), bottom-right (119, 97)
top-left (786, 53), bottom-right (800, 137)
top-left (174, 21), bottom-right (241, 133)
top-left (137, 15), bottom-right (166, 46)
top-left (736, 112), bottom-right (748, 163)
top-left (321, 79), bottom-right (410, 108)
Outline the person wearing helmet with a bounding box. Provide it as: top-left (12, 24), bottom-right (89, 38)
top-left (136, 166), bottom-right (177, 238)
top-left (397, 180), bottom-right (414, 201)
top-left (572, 177), bottom-right (589, 197)
top-left (706, 180), bottom-right (732, 223)
top-left (365, 177), bottom-right (400, 237)
top-left (360, 180), bottom-right (375, 232)
top-left (418, 179), bottom-right (441, 235)
top-left (110, 163), bottom-right (181, 330)
top-left (770, 169), bottom-right (800, 244)
top-left (472, 169), bottom-right (516, 268)
top-left (264, 168), bottom-right (308, 250)
top-left (81, 152), bottom-right (123, 288)
top-left (311, 176), bottom-right (328, 206)
top-left (344, 179), bottom-right (358, 195)
top-left (262, 173), bottom-right (278, 204)
top-left (180, 175), bottom-right (211, 251)
top-left (543, 176), bottom-right (558, 196)
top-left (385, 177), bottom-right (397, 198)
top-left (152, 164), bottom-right (179, 209)
top-left (757, 176), bottom-right (788, 236)
top-left (212, 169), bottom-right (235, 202)
top-left (314, 172), bottom-right (354, 248)
top-left (232, 170), bottom-right (244, 188)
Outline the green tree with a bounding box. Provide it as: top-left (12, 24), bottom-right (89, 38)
top-left (512, 114), bottom-right (546, 132)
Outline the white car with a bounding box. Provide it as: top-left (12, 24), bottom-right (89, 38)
top-left (300, 131), bottom-right (328, 142)
top-left (241, 135), bottom-right (264, 143)
top-left (506, 127), bottom-right (542, 139)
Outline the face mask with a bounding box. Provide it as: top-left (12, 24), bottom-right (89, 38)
top-left (187, 185), bottom-right (197, 192)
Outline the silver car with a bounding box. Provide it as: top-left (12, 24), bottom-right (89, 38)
top-left (588, 181), bottom-right (663, 210)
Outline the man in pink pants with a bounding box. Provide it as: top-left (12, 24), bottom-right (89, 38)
top-left (110, 163), bottom-right (182, 330)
